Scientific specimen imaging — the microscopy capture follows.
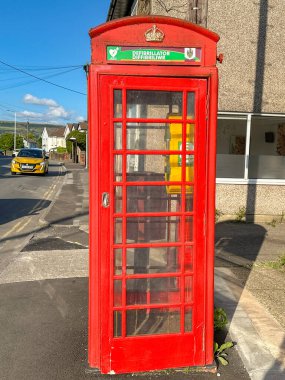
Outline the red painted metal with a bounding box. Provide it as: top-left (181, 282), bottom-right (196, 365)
top-left (88, 16), bottom-right (219, 374)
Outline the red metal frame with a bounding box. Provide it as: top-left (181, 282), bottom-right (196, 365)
top-left (88, 16), bottom-right (219, 375)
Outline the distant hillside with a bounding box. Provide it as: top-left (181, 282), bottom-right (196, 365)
top-left (0, 121), bottom-right (65, 139)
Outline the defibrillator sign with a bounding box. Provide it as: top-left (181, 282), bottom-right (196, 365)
top-left (107, 46), bottom-right (202, 63)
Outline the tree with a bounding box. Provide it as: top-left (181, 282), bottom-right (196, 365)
top-left (27, 132), bottom-right (36, 141)
top-left (0, 133), bottom-right (24, 152)
top-left (37, 137), bottom-right (42, 148)
top-left (66, 131), bottom-right (86, 153)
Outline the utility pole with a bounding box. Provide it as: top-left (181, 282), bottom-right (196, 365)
top-left (14, 112), bottom-right (17, 150)
top-left (26, 121), bottom-right (29, 147)
top-left (85, 131), bottom-right (88, 169)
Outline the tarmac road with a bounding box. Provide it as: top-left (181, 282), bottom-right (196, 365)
top-left (0, 156), bottom-right (65, 273)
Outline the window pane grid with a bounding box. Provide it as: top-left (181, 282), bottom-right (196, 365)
top-left (114, 181), bottom-right (195, 186)
top-left (112, 87), bottom-right (197, 339)
top-left (123, 117), bottom-right (196, 123)
top-left (113, 242), bottom-right (194, 248)
top-left (113, 302), bottom-right (194, 311)
top-left (113, 150), bottom-right (196, 154)
top-left (114, 212), bottom-right (195, 217)
top-left (114, 273), bottom-right (185, 279)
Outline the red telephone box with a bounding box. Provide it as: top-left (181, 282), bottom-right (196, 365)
top-left (88, 16), bottom-right (220, 374)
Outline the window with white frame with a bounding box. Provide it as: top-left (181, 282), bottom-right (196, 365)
top-left (216, 114), bottom-right (285, 181)
top-left (216, 116), bottom-right (247, 178)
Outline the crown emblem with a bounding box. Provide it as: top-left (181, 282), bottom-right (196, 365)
top-left (145, 25), bottom-right (165, 42)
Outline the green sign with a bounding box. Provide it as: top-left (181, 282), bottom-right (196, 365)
top-left (107, 46), bottom-right (202, 63)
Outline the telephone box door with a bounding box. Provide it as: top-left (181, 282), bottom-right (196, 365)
top-left (97, 74), bottom-right (208, 374)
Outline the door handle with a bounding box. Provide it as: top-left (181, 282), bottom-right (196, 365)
top-left (102, 192), bottom-right (110, 208)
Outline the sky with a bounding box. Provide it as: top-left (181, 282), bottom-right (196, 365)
top-left (0, 0), bottom-right (110, 125)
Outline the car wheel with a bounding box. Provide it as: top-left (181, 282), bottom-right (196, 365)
top-left (11, 171), bottom-right (16, 175)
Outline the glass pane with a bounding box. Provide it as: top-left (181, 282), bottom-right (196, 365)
top-left (185, 246), bottom-right (193, 273)
top-left (187, 92), bottom-right (195, 118)
top-left (165, 154), bottom-right (194, 184)
top-left (185, 307), bottom-right (193, 332)
top-left (185, 216), bottom-right (193, 242)
top-left (126, 216), bottom-right (180, 243)
top-left (126, 121), bottom-right (195, 151)
top-left (126, 308), bottom-right (180, 336)
top-left (127, 90), bottom-right (182, 119)
top-left (114, 249), bottom-right (122, 275)
top-left (185, 276), bottom-right (193, 303)
top-left (114, 280), bottom-right (122, 306)
top-left (126, 154), bottom-right (194, 183)
top-left (114, 123), bottom-right (122, 149)
top-left (186, 192), bottom-right (194, 212)
top-left (113, 311), bottom-right (122, 337)
top-left (127, 123), bottom-right (166, 150)
top-left (114, 186), bottom-right (122, 213)
top-left (249, 116), bottom-right (285, 179)
top-left (114, 90), bottom-right (122, 118)
top-left (126, 277), bottom-right (180, 305)
top-left (114, 218), bottom-right (122, 244)
top-left (166, 116), bottom-right (195, 151)
top-left (127, 185), bottom-right (181, 213)
top-left (216, 118), bottom-right (247, 178)
top-left (126, 247), bottom-right (181, 274)
top-left (114, 155), bottom-right (122, 181)
top-left (127, 154), bottom-right (165, 180)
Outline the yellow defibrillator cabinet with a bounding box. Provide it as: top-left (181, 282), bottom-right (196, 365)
top-left (165, 115), bottom-right (195, 194)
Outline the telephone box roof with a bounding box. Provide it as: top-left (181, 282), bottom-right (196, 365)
top-left (90, 15), bottom-right (219, 43)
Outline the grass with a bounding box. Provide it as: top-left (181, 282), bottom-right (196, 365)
top-left (234, 206), bottom-right (246, 223)
top-left (266, 212), bottom-right (285, 227)
top-left (255, 254), bottom-right (285, 271)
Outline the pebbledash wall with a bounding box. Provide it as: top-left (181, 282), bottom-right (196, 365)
top-left (207, 0), bottom-right (285, 221)
top-left (108, 0), bottom-right (285, 221)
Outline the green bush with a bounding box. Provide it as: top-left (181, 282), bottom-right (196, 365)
top-left (66, 131), bottom-right (86, 153)
top-left (56, 146), bottom-right (67, 153)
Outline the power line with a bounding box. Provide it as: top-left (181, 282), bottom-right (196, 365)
top-left (0, 67), bottom-right (81, 91)
top-left (0, 64), bottom-right (83, 72)
top-left (0, 59), bottom-right (86, 96)
top-left (0, 67), bottom-right (80, 83)
top-left (0, 102), bottom-right (29, 112)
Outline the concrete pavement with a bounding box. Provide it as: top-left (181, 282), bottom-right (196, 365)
top-left (215, 221), bottom-right (285, 379)
top-left (0, 161), bottom-right (284, 379)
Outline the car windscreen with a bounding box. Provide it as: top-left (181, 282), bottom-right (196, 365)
top-left (18, 150), bottom-right (43, 158)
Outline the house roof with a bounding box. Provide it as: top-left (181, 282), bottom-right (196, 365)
top-left (79, 121), bottom-right (88, 130)
top-left (45, 127), bottom-right (65, 137)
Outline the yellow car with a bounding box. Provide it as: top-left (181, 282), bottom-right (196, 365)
top-left (11, 148), bottom-right (49, 175)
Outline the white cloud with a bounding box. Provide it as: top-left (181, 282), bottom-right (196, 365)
top-left (23, 94), bottom-right (58, 107)
top-left (18, 110), bottom-right (43, 119)
top-left (20, 93), bottom-right (85, 124)
top-left (47, 106), bottom-right (70, 119)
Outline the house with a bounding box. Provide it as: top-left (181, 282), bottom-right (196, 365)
top-left (23, 139), bottom-right (37, 149)
top-left (69, 121), bottom-right (88, 133)
top-left (78, 121), bottom-right (88, 132)
top-left (106, 0), bottom-right (285, 221)
top-left (41, 126), bottom-right (66, 152)
top-left (64, 123), bottom-right (73, 138)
